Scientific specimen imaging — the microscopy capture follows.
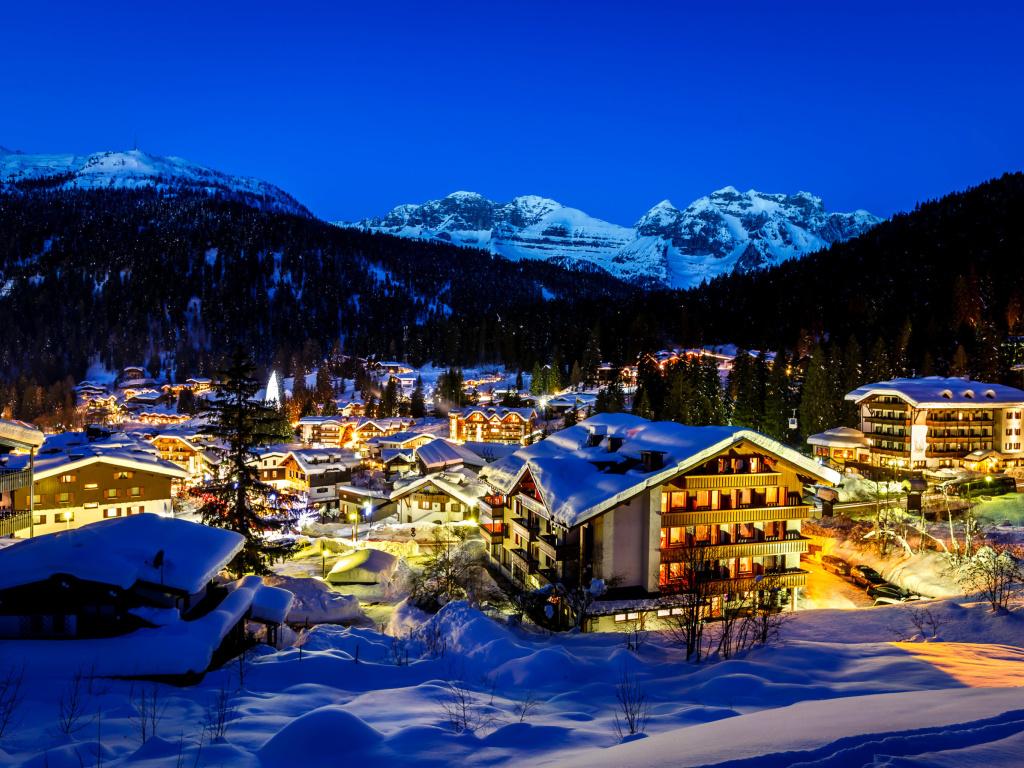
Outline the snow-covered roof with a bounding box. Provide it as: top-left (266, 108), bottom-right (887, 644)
top-left (845, 377), bottom-right (1024, 408)
top-left (479, 414), bottom-right (839, 528)
top-left (450, 406), bottom-right (537, 421)
top-left (416, 439), bottom-right (486, 470)
top-left (460, 441), bottom-right (521, 462)
top-left (806, 427), bottom-right (870, 449)
top-left (382, 448), bottom-right (416, 464)
top-left (380, 431), bottom-right (434, 446)
top-left (0, 419), bottom-right (44, 450)
top-left (0, 515), bottom-right (243, 595)
top-left (5, 431), bottom-right (187, 480)
top-left (390, 467), bottom-right (488, 508)
top-left (247, 580), bottom-right (295, 625)
top-left (288, 448), bottom-right (360, 474)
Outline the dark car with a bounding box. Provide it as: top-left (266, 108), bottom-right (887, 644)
top-left (821, 555), bottom-right (852, 577)
top-left (851, 565), bottom-right (887, 589)
top-left (866, 583), bottom-right (918, 601)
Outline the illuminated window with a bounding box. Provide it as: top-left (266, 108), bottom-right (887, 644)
top-left (59, 474), bottom-right (76, 484)
top-left (84, 483), bottom-right (98, 490)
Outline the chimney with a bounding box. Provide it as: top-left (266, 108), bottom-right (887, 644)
top-left (641, 450), bottom-right (666, 473)
top-left (588, 430), bottom-right (606, 448)
top-left (607, 436), bottom-right (623, 453)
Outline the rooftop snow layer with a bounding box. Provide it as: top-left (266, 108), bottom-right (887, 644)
top-left (0, 419), bottom-right (44, 450)
top-left (845, 377), bottom-right (1024, 407)
top-left (0, 515), bottom-right (244, 594)
top-left (479, 415), bottom-right (839, 528)
top-left (416, 439), bottom-right (486, 470)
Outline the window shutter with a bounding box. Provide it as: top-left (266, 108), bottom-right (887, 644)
top-left (140, 486), bottom-right (145, 496)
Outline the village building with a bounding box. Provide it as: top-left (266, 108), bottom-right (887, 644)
top-left (0, 515), bottom-right (292, 662)
top-left (448, 406), bottom-right (538, 445)
top-left (846, 377), bottom-right (1024, 470)
top-left (477, 414), bottom-right (838, 631)
top-left (0, 420), bottom-right (46, 538)
top-left (389, 467), bottom-right (488, 525)
top-left (805, 427), bottom-right (872, 472)
top-left (4, 430), bottom-right (187, 537)
top-left (269, 449), bottom-right (360, 512)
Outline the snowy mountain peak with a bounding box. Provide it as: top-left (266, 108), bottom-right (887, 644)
top-left (0, 146), bottom-right (310, 216)
top-left (342, 188), bottom-right (882, 288)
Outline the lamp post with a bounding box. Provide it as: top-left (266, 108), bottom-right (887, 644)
top-left (349, 511), bottom-right (357, 543)
top-left (321, 540), bottom-right (327, 579)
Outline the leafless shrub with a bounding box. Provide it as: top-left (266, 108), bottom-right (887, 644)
top-left (127, 681), bottom-right (168, 744)
top-left (611, 663), bottom-right (651, 742)
top-left (737, 577), bottom-right (794, 649)
top-left (0, 663), bottom-right (27, 740)
top-left (475, 671), bottom-right (498, 705)
top-left (621, 619), bottom-right (650, 653)
top-left (959, 546), bottom-right (1024, 612)
top-left (382, 634), bottom-right (409, 666)
top-left (230, 641), bottom-right (259, 691)
top-left (413, 624), bottom-right (448, 659)
top-left (201, 679), bottom-right (238, 743)
top-left (511, 689), bottom-right (541, 722)
top-left (909, 606), bottom-right (950, 638)
top-left (433, 661), bottom-right (500, 734)
top-left (54, 664), bottom-right (96, 735)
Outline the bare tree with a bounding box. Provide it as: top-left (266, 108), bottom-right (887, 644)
top-left (709, 593), bottom-right (750, 660)
top-left (556, 578), bottom-right (607, 632)
top-left (621, 618), bottom-right (649, 653)
top-left (0, 664), bottom-right (26, 741)
top-left (230, 638), bottom-right (259, 692)
top-left (959, 545), bottom-right (1024, 612)
top-left (54, 664), bottom-right (96, 735)
top-left (412, 524), bottom-right (487, 611)
top-left (201, 679), bottom-right (238, 743)
top-left (738, 575), bottom-right (794, 648)
top-left (909, 606), bottom-right (950, 638)
top-left (511, 690), bottom-right (541, 722)
top-left (663, 545), bottom-right (719, 661)
top-left (127, 680), bottom-right (168, 744)
top-left (611, 663), bottom-right (651, 742)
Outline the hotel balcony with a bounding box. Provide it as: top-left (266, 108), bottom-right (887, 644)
top-left (510, 517), bottom-right (540, 542)
top-left (660, 568), bottom-right (808, 596)
top-left (660, 534), bottom-right (809, 563)
top-left (537, 534), bottom-right (578, 561)
top-left (678, 472), bottom-right (779, 491)
top-left (0, 468), bottom-right (32, 495)
top-left (661, 504), bottom-right (809, 527)
top-left (515, 491), bottom-right (545, 514)
top-left (864, 415), bottom-right (911, 426)
top-left (508, 547), bottom-right (539, 575)
top-left (477, 495), bottom-right (505, 519)
top-left (0, 509), bottom-right (31, 537)
top-left (926, 416), bottom-right (994, 426)
top-left (479, 522), bottom-right (505, 545)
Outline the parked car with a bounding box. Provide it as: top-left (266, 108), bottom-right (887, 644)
top-left (821, 555), bottom-right (852, 577)
top-left (850, 565), bottom-right (887, 589)
top-left (867, 583), bottom-right (919, 601)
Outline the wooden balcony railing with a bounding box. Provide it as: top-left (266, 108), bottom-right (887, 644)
top-left (478, 522), bottom-right (504, 545)
top-left (661, 504), bottom-right (809, 526)
top-left (508, 548), bottom-right (539, 575)
top-left (510, 517), bottom-right (540, 542)
top-left (0, 469), bottom-right (32, 494)
top-left (537, 534), bottom-right (578, 562)
top-left (0, 510), bottom-right (31, 537)
top-left (660, 537), bottom-right (809, 563)
top-left (660, 569), bottom-right (808, 596)
top-left (679, 472), bottom-right (779, 490)
top-left (515, 493), bottom-right (545, 515)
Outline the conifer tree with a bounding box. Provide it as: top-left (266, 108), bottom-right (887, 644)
top-left (570, 360), bottom-right (582, 390)
top-left (199, 348), bottom-right (279, 577)
top-left (728, 350), bottom-right (763, 430)
top-left (380, 378), bottom-right (399, 418)
top-left (530, 362), bottom-right (544, 396)
top-left (866, 337), bottom-right (892, 383)
top-left (950, 345), bottom-right (970, 376)
top-left (633, 387), bottom-right (654, 420)
top-left (515, 370), bottom-right (524, 391)
top-left (762, 350), bottom-right (792, 441)
top-left (920, 350), bottom-right (937, 377)
top-left (839, 335), bottom-right (863, 426)
top-left (410, 375), bottom-right (426, 418)
top-left (364, 392), bottom-right (378, 418)
top-left (581, 325), bottom-right (601, 387)
top-left (799, 343), bottom-right (837, 440)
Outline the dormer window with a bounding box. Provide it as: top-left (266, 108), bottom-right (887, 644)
top-left (941, 391), bottom-right (952, 399)
top-left (964, 390), bottom-right (975, 400)
top-left (985, 391), bottom-right (995, 399)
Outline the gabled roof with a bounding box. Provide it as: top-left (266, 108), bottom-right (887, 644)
top-left (845, 377), bottom-right (1024, 407)
top-left (450, 406), bottom-right (537, 421)
top-left (479, 414), bottom-right (840, 529)
top-left (416, 439), bottom-right (485, 471)
top-left (286, 448), bottom-right (360, 474)
top-left (6, 431), bottom-right (187, 480)
top-left (380, 431), bottom-right (434, 446)
top-left (389, 467), bottom-right (488, 508)
top-left (0, 515), bottom-right (243, 595)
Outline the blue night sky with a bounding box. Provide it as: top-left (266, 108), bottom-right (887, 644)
top-left (4, 1), bottom-right (1022, 225)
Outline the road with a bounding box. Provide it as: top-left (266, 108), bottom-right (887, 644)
top-left (801, 557), bottom-right (875, 610)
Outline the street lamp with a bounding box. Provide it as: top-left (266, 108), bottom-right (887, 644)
top-left (349, 511), bottom-right (358, 543)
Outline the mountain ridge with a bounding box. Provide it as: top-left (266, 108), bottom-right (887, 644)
top-left (0, 146), bottom-right (310, 217)
top-left (339, 188), bottom-right (881, 287)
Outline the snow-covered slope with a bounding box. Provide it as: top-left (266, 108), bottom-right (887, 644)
top-left (0, 146), bottom-right (310, 216)
top-left (340, 188), bottom-right (881, 288)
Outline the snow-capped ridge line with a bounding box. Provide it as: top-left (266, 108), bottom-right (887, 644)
top-left (340, 187), bottom-right (882, 288)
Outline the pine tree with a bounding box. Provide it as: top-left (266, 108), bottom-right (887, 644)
top-left (728, 350), bottom-right (763, 430)
top-left (563, 405), bottom-right (578, 427)
top-left (570, 360), bottom-right (582, 390)
top-left (762, 350), bottom-right (792, 441)
top-left (799, 344), bottom-right (837, 440)
top-left (633, 388), bottom-right (654, 420)
top-left (891, 318), bottom-right (913, 378)
top-left (380, 378), bottom-right (399, 418)
top-left (920, 350), bottom-right (937, 377)
top-left (314, 365), bottom-right (333, 404)
top-left (866, 337), bottom-right (892, 383)
top-left (950, 345), bottom-right (970, 377)
top-left (515, 370), bottom-right (524, 391)
top-left (581, 325), bottom-right (601, 387)
top-left (410, 375), bottom-right (426, 418)
top-left (839, 335), bottom-right (863, 427)
top-left (530, 362), bottom-right (543, 396)
top-left (199, 348), bottom-right (279, 577)
top-left (364, 392), bottom-right (378, 419)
